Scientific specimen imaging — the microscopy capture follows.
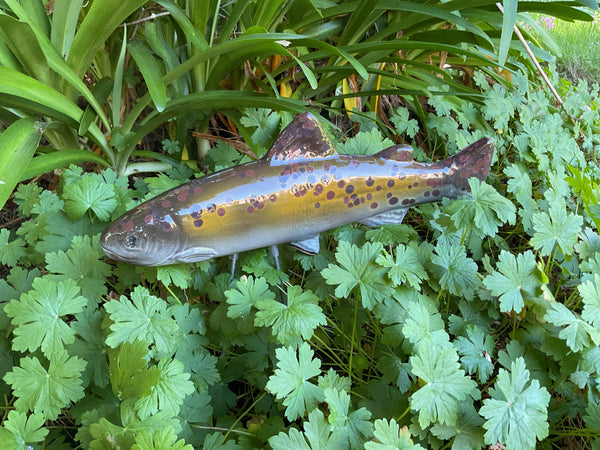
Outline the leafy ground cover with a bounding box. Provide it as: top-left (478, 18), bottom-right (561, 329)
top-left (3, 72), bottom-right (600, 448)
top-left (2, 0), bottom-right (600, 449)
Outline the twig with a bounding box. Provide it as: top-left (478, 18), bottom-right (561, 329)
top-left (496, 2), bottom-right (564, 107)
top-left (121, 11), bottom-right (170, 27)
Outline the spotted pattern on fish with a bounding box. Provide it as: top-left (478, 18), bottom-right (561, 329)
top-left (101, 112), bottom-right (494, 266)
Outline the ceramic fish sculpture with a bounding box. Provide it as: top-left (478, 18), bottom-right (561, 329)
top-left (101, 113), bottom-right (493, 266)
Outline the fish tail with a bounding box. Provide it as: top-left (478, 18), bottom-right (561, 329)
top-left (441, 137), bottom-right (494, 197)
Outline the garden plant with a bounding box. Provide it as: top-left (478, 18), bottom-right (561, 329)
top-left (1, 0), bottom-right (600, 449)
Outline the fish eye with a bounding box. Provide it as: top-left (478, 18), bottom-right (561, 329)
top-left (125, 234), bottom-right (140, 248)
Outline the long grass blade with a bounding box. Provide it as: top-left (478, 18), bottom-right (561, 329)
top-left (0, 118), bottom-right (43, 210)
top-left (51, 0), bottom-right (85, 59)
top-left (128, 40), bottom-right (168, 112)
top-left (498, 0), bottom-right (518, 66)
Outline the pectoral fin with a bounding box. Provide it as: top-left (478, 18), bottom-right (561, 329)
top-left (359, 208), bottom-right (408, 227)
top-left (290, 235), bottom-right (320, 255)
top-left (176, 247), bottom-right (217, 263)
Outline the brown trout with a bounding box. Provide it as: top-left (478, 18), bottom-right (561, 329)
top-left (101, 113), bottom-right (493, 266)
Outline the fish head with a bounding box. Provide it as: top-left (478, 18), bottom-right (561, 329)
top-left (100, 200), bottom-right (216, 266)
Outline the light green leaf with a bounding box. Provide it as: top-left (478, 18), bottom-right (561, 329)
top-left (105, 286), bottom-right (178, 354)
top-left (446, 178), bottom-right (516, 238)
top-left (410, 341), bottom-right (477, 428)
top-left (5, 277), bottom-right (86, 359)
top-left (265, 343), bottom-right (323, 421)
top-left (544, 302), bottom-right (600, 352)
top-left (0, 228), bottom-right (27, 267)
top-left (157, 264), bottom-right (192, 289)
top-left (480, 357), bottom-right (550, 449)
top-left (483, 250), bottom-right (540, 313)
top-left (431, 243), bottom-right (479, 299)
top-left (3, 349), bottom-right (86, 420)
top-left (530, 199), bottom-right (583, 256)
top-left (255, 286), bottom-right (326, 346)
top-left (225, 276), bottom-right (275, 319)
top-left (579, 274), bottom-right (600, 327)
top-left (62, 174), bottom-right (118, 221)
top-left (365, 418), bottom-right (423, 449)
top-left (132, 426), bottom-right (193, 450)
top-left (322, 241), bottom-right (393, 309)
top-left (3, 410), bottom-right (48, 446)
top-left (376, 243), bottom-right (428, 289)
top-left (134, 358), bottom-right (195, 420)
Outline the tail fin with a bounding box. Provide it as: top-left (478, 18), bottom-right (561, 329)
top-left (442, 137), bottom-right (494, 195)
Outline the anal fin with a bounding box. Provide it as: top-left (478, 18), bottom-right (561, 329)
top-left (290, 235), bottom-right (320, 255)
top-left (359, 208), bottom-right (408, 227)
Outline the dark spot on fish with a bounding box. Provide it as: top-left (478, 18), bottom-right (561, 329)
top-left (160, 221), bottom-right (172, 232)
top-left (191, 210), bottom-right (202, 219)
top-left (386, 193), bottom-right (392, 199)
top-left (161, 200), bottom-right (171, 208)
top-left (247, 206), bottom-right (254, 214)
top-left (177, 189), bottom-right (189, 202)
top-left (387, 180), bottom-right (395, 188)
top-left (424, 191), bottom-right (430, 197)
top-left (239, 171), bottom-right (246, 179)
top-left (194, 219), bottom-right (203, 228)
top-left (376, 185), bottom-right (382, 191)
top-left (409, 199), bottom-right (415, 204)
top-left (414, 182), bottom-right (419, 187)
top-left (389, 197), bottom-right (399, 205)
top-left (259, 176), bottom-right (265, 182)
top-left (269, 194), bottom-right (277, 202)
top-left (353, 198), bottom-right (360, 206)
top-left (350, 193), bottom-right (358, 201)
top-left (366, 177), bottom-right (375, 187)
top-left (217, 208), bottom-right (226, 217)
top-left (246, 169), bottom-right (254, 177)
top-left (347, 202), bottom-right (354, 208)
top-left (337, 180), bottom-right (345, 189)
top-left (361, 197), bottom-right (365, 204)
top-left (402, 198), bottom-right (410, 205)
top-left (122, 220), bottom-right (134, 232)
top-left (370, 202), bottom-right (378, 209)
top-left (315, 202), bottom-right (321, 208)
top-left (343, 197), bottom-right (350, 204)
top-left (193, 186), bottom-right (202, 194)
top-left (257, 202), bottom-right (265, 210)
top-left (366, 193), bottom-right (372, 201)
top-left (408, 185), bottom-right (412, 189)
top-left (345, 185), bottom-right (355, 195)
top-left (145, 214), bottom-right (154, 225)
top-left (432, 189), bottom-right (440, 196)
top-left (207, 204), bottom-right (216, 213)
top-left (327, 191), bottom-right (335, 200)
top-left (314, 184), bottom-right (324, 196)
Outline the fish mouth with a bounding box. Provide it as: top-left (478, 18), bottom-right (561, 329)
top-left (100, 242), bottom-right (180, 266)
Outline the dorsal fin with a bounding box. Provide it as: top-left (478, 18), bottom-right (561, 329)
top-left (267, 113), bottom-right (337, 164)
top-left (376, 144), bottom-right (414, 162)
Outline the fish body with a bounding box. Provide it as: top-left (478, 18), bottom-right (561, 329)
top-left (101, 113), bottom-right (493, 266)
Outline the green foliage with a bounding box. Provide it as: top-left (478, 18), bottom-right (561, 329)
top-left (2, 1), bottom-right (600, 447)
top-left (480, 357), bottom-right (551, 449)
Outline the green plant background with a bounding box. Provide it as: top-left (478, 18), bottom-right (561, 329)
top-left (2, 0), bottom-right (600, 449)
